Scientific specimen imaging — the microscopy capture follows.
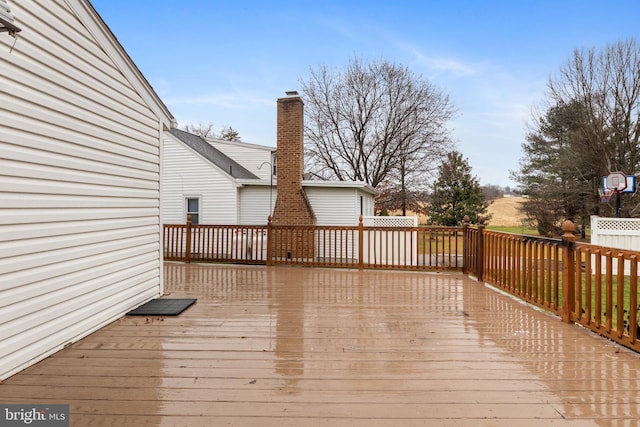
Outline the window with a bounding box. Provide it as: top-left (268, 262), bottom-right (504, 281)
top-left (271, 151), bottom-right (277, 176)
top-left (186, 197), bottom-right (200, 224)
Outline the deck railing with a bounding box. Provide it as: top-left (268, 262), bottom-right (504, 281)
top-left (572, 241), bottom-right (640, 348)
top-left (482, 228), bottom-right (563, 317)
top-left (164, 223), bottom-right (269, 264)
top-left (163, 216), bottom-right (463, 271)
top-left (469, 219), bottom-right (640, 353)
top-left (164, 216), bottom-right (640, 353)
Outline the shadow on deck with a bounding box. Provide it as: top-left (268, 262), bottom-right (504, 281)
top-left (1, 262), bottom-right (639, 426)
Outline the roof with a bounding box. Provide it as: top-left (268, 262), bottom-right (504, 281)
top-left (170, 129), bottom-right (259, 179)
top-left (302, 180), bottom-right (379, 196)
top-left (206, 137), bottom-right (275, 152)
top-left (237, 178), bottom-right (379, 196)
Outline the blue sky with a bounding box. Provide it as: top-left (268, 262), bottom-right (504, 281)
top-left (91, 1), bottom-right (640, 187)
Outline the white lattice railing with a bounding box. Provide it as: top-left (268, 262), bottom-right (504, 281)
top-left (591, 215), bottom-right (640, 251)
top-left (592, 217), bottom-right (640, 233)
top-left (590, 215), bottom-right (640, 274)
top-left (360, 216), bottom-right (419, 266)
top-left (362, 216), bottom-right (418, 227)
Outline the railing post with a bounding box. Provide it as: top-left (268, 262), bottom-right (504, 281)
top-left (185, 215), bottom-right (192, 264)
top-left (462, 215), bottom-right (470, 274)
top-left (476, 216), bottom-right (485, 281)
top-left (266, 216), bottom-right (272, 266)
top-left (561, 220), bottom-right (576, 323)
top-left (358, 215), bottom-right (364, 270)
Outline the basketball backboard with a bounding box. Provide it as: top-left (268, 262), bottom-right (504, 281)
top-left (602, 173), bottom-right (636, 193)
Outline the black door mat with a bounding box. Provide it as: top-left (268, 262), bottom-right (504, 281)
top-left (127, 298), bottom-right (196, 316)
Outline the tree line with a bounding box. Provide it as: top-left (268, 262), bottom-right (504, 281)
top-left (182, 37), bottom-right (640, 231)
top-left (182, 57), bottom-right (491, 226)
top-left (513, 38), bottom-right (640, 236)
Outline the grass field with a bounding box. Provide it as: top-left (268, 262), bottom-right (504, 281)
top-left (484, 196), bottom-right (540, 234)
top-left (485, 196), bottom-right (526, 227)
top-left (486, 225), bottom-right (539, 235)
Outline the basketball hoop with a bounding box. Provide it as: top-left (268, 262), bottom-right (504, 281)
top-left (604, 171), bottom-right (627, 192)
top-left (603, 171), bottom-right (629, 217)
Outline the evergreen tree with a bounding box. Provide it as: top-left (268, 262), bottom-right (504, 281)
top-left (527, 37), bottom-right (640, 224)
top-left (512, 100), bottom-right (598, 236)
top-left (427, 151), bottom-right (490, 226)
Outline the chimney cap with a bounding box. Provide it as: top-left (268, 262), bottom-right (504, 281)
top-left (285, 90), bottom-right (299, 96)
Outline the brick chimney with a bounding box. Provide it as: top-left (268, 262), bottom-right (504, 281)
top-left (269, 92), bottom-right (316, 261)
top-left (271, 92), bottom-right (316, 226)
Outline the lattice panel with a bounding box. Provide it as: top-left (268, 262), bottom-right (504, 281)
top-left (597, 218), bottom-right (640, 232)
top-left (362, 216), bottom-right (418, 227)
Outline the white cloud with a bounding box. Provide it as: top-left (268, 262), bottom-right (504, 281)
top-left (395, 41), bottom-right (477, 76)
top-left (165, 93), bottom-right (272, 111)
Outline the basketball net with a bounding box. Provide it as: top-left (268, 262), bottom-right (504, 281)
top-left (599, 188), bottom-right (613, 203)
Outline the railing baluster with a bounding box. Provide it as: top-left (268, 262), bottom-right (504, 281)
top-left (163, 220), bottom-right (468, 273)
top-left (606, 253), bottom-right (613, 332)
top-left (617, 252), bottom-right (625, 339)
top-left (630, 257), bottom-right (638, 343)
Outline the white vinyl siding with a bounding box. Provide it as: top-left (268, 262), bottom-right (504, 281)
top-left (238, 184), bottom-right (375, 226)
top-left (359, 189), bottom-right (375, 217)
top-left (305, 187), bottom-right (367, 226)
top-left (0, 0), bottom-right (169, 380)
top-left (238, 186), bottom-right (277, 225)
top-left (162, 134), bottom-right (239, 224)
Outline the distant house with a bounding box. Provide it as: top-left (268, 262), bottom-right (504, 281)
top-left (0, 0), bottom-right (174, 380)
top-left (162, 129), bottom-right (262, 225)
top-left (161, 127), bottom-right (377, 226)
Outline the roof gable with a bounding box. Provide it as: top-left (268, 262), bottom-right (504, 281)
top-left (170, 129), bottom-right (259, 179)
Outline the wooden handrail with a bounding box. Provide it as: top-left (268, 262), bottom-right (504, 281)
top-left (162, 216), bottom-right (640, 354)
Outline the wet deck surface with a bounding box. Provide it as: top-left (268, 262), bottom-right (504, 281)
top-left (2, 263), bottom-right (640, 426)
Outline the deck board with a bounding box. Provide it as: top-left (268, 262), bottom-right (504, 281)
top-left (1, 263), bottom-right (640, 426)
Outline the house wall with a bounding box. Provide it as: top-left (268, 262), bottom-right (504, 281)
top-left (304, 187), bottom-right (374, 226)
top-left (0, 0), bottom-right (170, 380)
top-left (359, 189), bottom-right (376, 218)
top-left (238, 186), bottom-right (277, 225)
top-left (162, 133), bottom-right (240, 224)
top-left (238, 185), bottom-right (375, 226)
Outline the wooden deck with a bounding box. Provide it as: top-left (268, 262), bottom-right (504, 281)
top-left (2, 263), bottom-right (640, 426)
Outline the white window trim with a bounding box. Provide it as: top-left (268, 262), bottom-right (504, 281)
top-left (184, 195), bottom-right (202, 224)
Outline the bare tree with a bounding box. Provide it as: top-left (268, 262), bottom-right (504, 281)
top-left (182, 122), bottom-right (242, 141)
top-left (301, 57), bottom-right (455, 191)
top-left (219, 126), bottom-right (240, 141)
top-left (547, 38), bottom-right (640, 215)
top-left (183, 122), bottom-right (215, 138)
